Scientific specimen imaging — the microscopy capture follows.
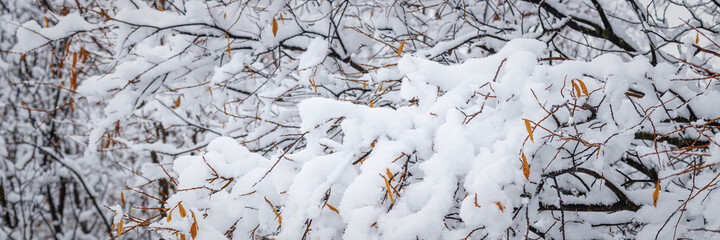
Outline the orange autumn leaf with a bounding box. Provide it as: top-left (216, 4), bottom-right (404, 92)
top-left (653, 180), bottom-right (660, 207)
top-left (572, 80), bottom-right (582, 97)
top-left (178, 203), bottom-right (187, 218)
top-left (383, 176), bottom-right (395, 204)
top-left (181, 234), bottom-right (186, 240)
top-left (521, 152), bottom-right (530, 180)
top-left (121, 191), bottom-right (125, 207)
top-left (172, 95), bottom-right (181, 109)
top-left (167, 210), bottom-right (172, 222)
top-left (577, 79), bottom-right (589, 96)
top-left (117, 218), bottom-right (124, 235)
top-left (495, 201), bottom-right (505, 212)
top-left (524, 119), bottom-right (533, 142)
top-left (397, 39), bottom-right (406, 56)
top-left (272, 18), bottom-right (278, 37)
top-left (190, 222), bottom-right (198, 239)
top-left (326, 203), bottom-right (339, 214)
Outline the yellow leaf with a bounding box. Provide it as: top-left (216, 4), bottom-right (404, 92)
top-left (179, 203), bottom-right (187, 218)
top-left (280, 13), bottom-right (285, 24)
top-left (326, 203), bottom-right (339, 214)
top-left (362, 81), bottom-right (366, 89)
top-left (272, 18), bottom-right (278, 37)
top-left (524, 119), bottom-right (534, 143)
top-left (386, 168), bottom-right (394, 181)
top-left (397, 40), bottom-right (406, 57)
top-left (521, 152), bottom-right (530, 181)
top-left (369, 101), bottom-right (374, 108)
top-left (495, 201), bottom-right (505, 212)
top-left (577, 79), bottom-right (589, 96)
top-left (167, 210), bottom-right (172, 222)
top-left (117, 219), bottom-right (124, 235)
top-left (653, 180), bottom-right (660, 207)
top-left (696, 33), bottom-right (699, 44)
top-left (44, 16), bottom-right (49, 28)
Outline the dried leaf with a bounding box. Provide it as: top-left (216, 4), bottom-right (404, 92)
top-left (653, 180), bottom-right (660, 207)
top-left (521, 152), bottom-right (530, 181)
top-left (190, 222), bottom-right (198, 239)
top-left (72, 51), bottom-right (77, 69)
top-left (272, 18), bottom-right (278, 37)
top-left (179, 203), bottom-right (187, 218)
top-left (44, 16), bottom-right (49, 27)
top-left (172, 95), bottom-right (181, 109)
top-left (117, 218), bottom-right (124, 235)
top-left (167, 210), bottom-right (172, 222)
top-left (181, 234), bottom-right (186, 240)
top-left (524, 119), bottom-right (533, 143)
top-left (121, 191), bottom-right (125, 207)
top-left (397, 40), bottom-right (406, 56)
top-left (280, 12), bottom-right (285, 24)
top-left (369, 101), bottom-right (374, 108)
top-left (495, 201), bottom-right (505, 212)
top-left (577, 79), bottom-right (589, 96)
top-left (326, 203), bottom-right (339, 214)
top-left (696, 33), bottom-right (700, 44)
top-left (572, 80), bottom-right (582, 97)
top-left (384, 177), bottom-right (395, 204)
top-left (70, 70), bottom-right (77, 91)
top-left (386, 168), bottom-right (394, 181)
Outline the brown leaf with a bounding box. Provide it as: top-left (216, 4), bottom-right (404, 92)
top-left (272, 18), bottom-right (278, 37)
top-left (72, 52), bottom-right (77, 69)
top-left (521, 152), bottom-right (530, 181)
top-left (70, 70), bottom-right (77, 91)
top-left (167, 210), bottom-right (172, 222)
top-left (121, 191), bottom-right (125, 207)
top-left (524, 119), bottom-right (533, 143)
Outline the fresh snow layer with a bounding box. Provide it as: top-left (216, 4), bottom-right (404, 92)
top-left (150, 39), bottom-right (720, 239)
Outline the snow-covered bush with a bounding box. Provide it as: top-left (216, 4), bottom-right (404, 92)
top-left (144, 40), bottom-right (720, 239)
top-left (3, 0), bottom-right (720, 239)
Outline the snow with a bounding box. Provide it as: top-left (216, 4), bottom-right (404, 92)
top-left (137, 38), bottom-right (720, 239)
top-left (13, 13), bottom-right (95, 52)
